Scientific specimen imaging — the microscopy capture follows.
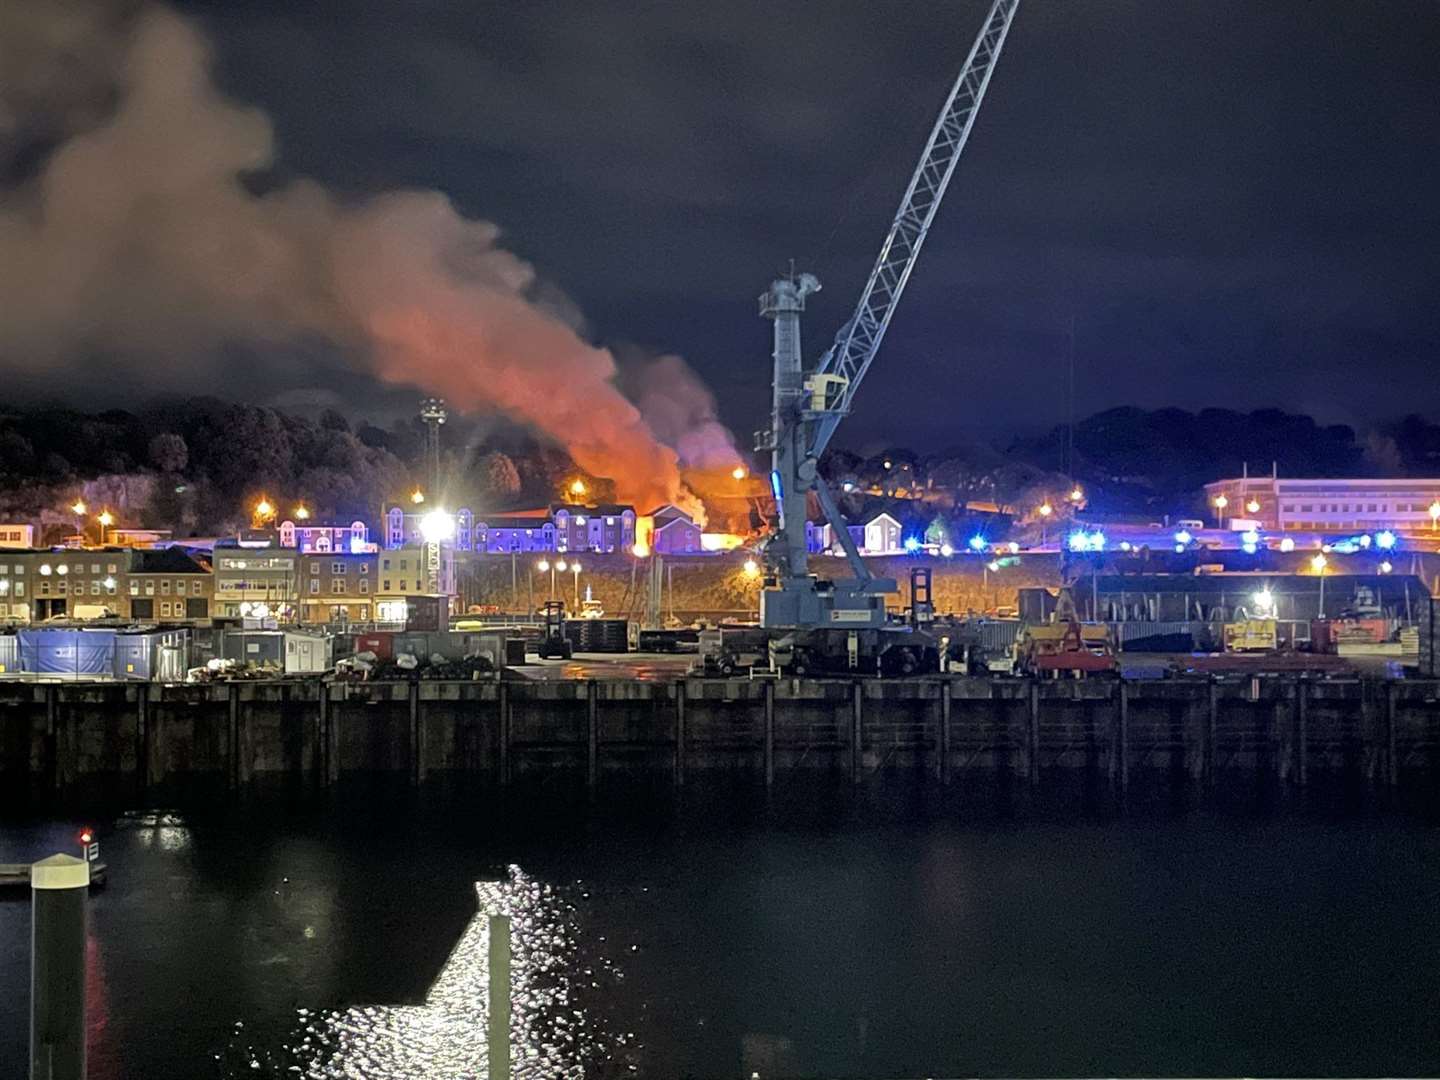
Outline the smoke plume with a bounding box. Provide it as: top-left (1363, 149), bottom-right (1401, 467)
top-left (0, 3), bottom-right (706, 516)
top-left (625, 354), bottom-right (743, 472)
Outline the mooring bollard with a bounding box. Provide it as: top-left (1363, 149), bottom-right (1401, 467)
top-left (31, 853), bottom-right (89, 1080)
top-left (488, 913), bottom-right (512, 1080)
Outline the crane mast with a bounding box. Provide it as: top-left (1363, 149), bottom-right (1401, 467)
top-left (757, 0), bottom-right (1020, 631)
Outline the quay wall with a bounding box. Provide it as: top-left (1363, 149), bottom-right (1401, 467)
top-left (2, 677), bottom-right (1438, 804)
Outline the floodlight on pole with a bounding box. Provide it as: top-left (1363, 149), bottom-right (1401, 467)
top-left (419, 509), bottom-right (455, 544)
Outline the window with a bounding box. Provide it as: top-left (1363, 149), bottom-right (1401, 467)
top-left (334, 579), bottom-right (346, 594)
top-left (57, 581), bottom-right (66, 596)
top-left (400, 580), bottom-right (409, 591)
top-left (14, 582), bottom-right (22, 597)
top-left (90, 582), bottom-right (100, 595)
top-left (107, 564), bottom-right (117, 574)
top-left (358, 579), bottom-right (369, 594)
top-left (13, 565), bottom-right (21, 574)
top-left (382, 558), bottom-right (393, 571)
top-left (90, 563), bottom-right (99, 574)
top-left (310, 564), bottom-right (320, 576)
top-left (383, 579), bottom-right (391, 591)
top-left (359, 563), bottom-right (370, 574)
top-left (145, 581), bottom-right (154, 595)
top-left (309, 580), bottom-right (319, 594)
top-left (39, 581), bottom-right (48, 596)
top-left (192, 581), bottom-right (202, 596)
top-left (332, 562), bottom-right (346, 575)
top-left (161, 580), bottom-right (171, 594)
top-left (400, 559), bottom-right (409, 570)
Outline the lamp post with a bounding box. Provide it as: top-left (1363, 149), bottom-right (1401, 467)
top-left (1430, 500), bottom-right (1440, 534)
top-left (1214, 493), bottom-right (1228, 528)
top-left (537, 559), bottom-right (560, 601)
top-left (69, 500), bottom-right (86, 545)
top-left (1312, 553), bottom-right (1328, 618)
top-left (96, 510), bottom-right (114, 547)
top-left (570, 560), bottom-right (582, 607)
top-left (1038, 502), bottom-right (1053, 547)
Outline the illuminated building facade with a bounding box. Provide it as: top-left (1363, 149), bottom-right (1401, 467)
top-left (1204, 477), bottom-right (1440, 533)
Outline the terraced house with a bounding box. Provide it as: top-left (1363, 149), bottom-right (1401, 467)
top-left (126, 548), bottom-right (211, 621)
top-left (298, 551), bottom-right (377, 624)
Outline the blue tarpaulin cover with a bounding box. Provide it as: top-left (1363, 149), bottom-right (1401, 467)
top-left (18, 628), bottom-right (116, 675)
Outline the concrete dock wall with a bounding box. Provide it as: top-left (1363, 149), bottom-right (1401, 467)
top-left (2, 677), bottom-right (1437, 804)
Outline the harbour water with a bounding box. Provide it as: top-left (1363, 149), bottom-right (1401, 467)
top-left (2, 783), bottom-right (1438, 1078)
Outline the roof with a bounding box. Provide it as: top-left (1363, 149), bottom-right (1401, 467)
top-left (655, 516), bottom-right (700, 534)
top-left (646, 503), bottom-right (691, 522)
top-left (553, 503), bottom-right (634, 517)
top-left (1088, 573), bottom-right (1428, 597)
top-left (132, 547), bottom-right (210, 574)
top-left (476, 516), bottom-right (555, 530)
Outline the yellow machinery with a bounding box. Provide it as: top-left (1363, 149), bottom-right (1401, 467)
top-left (1224, 619), bottom-right (1278, 652)
top-left (1016, 621), bottom-right (1117, 675)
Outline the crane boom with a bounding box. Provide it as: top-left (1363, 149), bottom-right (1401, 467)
top-left (809, 0), bottom-right (1020, 460)
top-left (757, 0), bottom-right (1020, 632)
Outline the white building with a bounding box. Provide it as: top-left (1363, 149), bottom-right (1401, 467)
top-left (1204, 477), bottom-right (1440, 533)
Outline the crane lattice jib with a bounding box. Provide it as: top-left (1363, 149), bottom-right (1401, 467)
top-left (810, 0), bottom-right (1020, 460)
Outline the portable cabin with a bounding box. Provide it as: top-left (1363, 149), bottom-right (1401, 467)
top-left (113, 628), bottom-right (191, 681)
top-left (0, 633), bottom-right (18, 675)
top-left (283, 631), bottom-right (333, 675)
top-left (218, 630), bottom-right (285, 668)
top-left (18, 628), bottom-right (117, 677)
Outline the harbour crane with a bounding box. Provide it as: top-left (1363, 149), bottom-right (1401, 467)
top-left (754, 0), bottom-right (1020, 662)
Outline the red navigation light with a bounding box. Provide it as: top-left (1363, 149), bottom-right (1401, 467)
top-left (78, 828), bottom-right (94, 845)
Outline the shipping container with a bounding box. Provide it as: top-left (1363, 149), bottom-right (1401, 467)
top-left (19, 628), bottom-right (116, 676)
top-left (354, 632), bottom-right (394, 661)
top-left (0, 633), bottom-right (18, 675)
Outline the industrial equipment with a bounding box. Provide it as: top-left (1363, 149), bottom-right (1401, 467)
top-left (1224, 619), bottom-right (1278, 653)
top-left (1015, 620), bottom-right (1117, 676)
top-left (752, 0), bottom-right (1020, 674)
top-left (536, 600), bottom-right (573, 660)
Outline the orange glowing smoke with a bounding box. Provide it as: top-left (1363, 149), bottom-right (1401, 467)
top-left (0, 8), bottom-right (716, 523)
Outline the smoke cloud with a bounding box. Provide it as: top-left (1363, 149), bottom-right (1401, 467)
top-left (625, 353), bottom-right (743, 472)
top-left (0, 3), bottom-right (713, 516)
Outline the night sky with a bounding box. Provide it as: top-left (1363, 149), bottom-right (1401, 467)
top-left (15, 1), bottom-right (1440, 450)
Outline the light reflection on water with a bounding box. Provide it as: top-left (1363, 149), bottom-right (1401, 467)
top-left (225, 867), bottom-right (627, 1078)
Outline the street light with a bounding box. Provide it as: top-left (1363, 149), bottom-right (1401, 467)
top-left (1430, 501), bottom-right (1440, 533)
top-left (570, 560), bottom-right (582, 606)
top-left (569, 479), bottom-right (587, 498)
top-left (1312, 553), bottom-right (1328, 618)
top-left (732, 466), bottom-right (747, 481)
top-left (418, 509), bottom-right (455, 543)
top-left (97, 510), bottom-right (114, 545)
top-left (294, 505), bottom-right (310, 521)
top-left (411, 489), bottom-right (425, 505)
top-left (70, 500), bottom-right (86, 516)
top-left (1246, 498), bottom-right (1261, 515)
top-left (1069, 487), bottom-right (1084, 503)
top-left (742, 558), bottom-right (760, 577)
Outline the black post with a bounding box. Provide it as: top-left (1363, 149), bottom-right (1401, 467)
top-left (30, 854), bottom-right (88, 1080)
top-left (763, 680), bottom-right (775, 789)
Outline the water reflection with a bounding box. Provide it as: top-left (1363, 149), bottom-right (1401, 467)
top-left (124, 810), bottom-right (193, 853)
top-left (226, 867), bottom-right (622, 1078)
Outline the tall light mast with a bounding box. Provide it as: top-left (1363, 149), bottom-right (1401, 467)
top-left (758, 0), bottom-right (1021, 630)
top-left (420, 397), bottom-right (447, 498)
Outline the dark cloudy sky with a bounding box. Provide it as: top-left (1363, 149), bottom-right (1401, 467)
top-left (25, 1), bottom-right (1440, 449)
